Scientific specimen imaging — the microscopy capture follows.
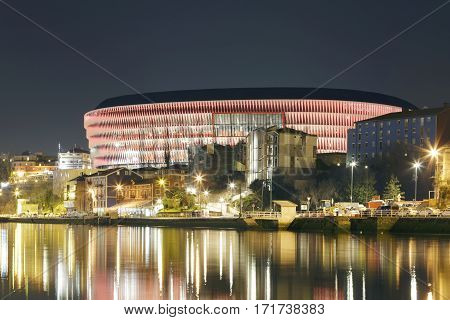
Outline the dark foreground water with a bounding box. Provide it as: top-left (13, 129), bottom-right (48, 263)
top-left (0, 223), bottom-right (449, 300)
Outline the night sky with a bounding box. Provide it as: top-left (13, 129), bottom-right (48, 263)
top-left (0, 0), bottom-right (449, 154)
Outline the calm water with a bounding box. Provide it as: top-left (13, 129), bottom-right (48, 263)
top-left (0, 223), bottom-right (449, 300)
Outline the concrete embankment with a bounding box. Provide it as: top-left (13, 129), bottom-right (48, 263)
top-left (1, 215), bottom-right (450, 235)
top-left (288, 217), bottom-right (351, 233)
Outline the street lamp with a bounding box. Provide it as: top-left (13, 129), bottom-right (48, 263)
top-left (228, 182), bottom-right (236, 190)
top-left (158, 178), bottom-right (166, 187)
top-left (195, 174), bottom-right (203, 184)
top-left (428, 147), bottom-right (440, 202)
top-left (412, 161), bottom-right (422, 202)
top-left (349, 161), bottom-right (357, 203)
top-left (14, 188), bottom-right (20, 198)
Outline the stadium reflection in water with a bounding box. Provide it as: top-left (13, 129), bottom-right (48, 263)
top-left (0, 223), bottom-right (449, 300)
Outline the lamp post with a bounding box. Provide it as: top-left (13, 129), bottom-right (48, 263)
top-left (364, 165), bottom-right (369, 204)
top-left (349, 161), bottom-right (357, 204)
top-left (429, 147), bottom-right (440, 203)
top-left (412, 161), bottom-right (421, 202)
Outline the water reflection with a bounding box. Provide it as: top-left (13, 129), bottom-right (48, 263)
top-left (0, 223), bottom-right (449, 300)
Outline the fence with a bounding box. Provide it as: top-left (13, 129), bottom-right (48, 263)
top-left (243, 211), bottom-right (281, 219)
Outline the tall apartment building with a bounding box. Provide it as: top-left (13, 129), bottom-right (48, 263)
top-left (347, 107), bottom-right (450, 200)
top-left (246, 127), bottom-right (317, 189)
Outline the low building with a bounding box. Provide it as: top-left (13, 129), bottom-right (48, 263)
top-left (53, 168), bottom-right (98, 196)
top-left (84, 168), bottom-right (143, 215)
top-left (246, 127), bottom-right (317, 189)
top-left (10, 152), bottom-right (56, 184)
top-left (64, 174), bottom-right (90, 213)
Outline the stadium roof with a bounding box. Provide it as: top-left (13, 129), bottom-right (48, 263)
top-left (355, 106), bottom-right (449, 123)
top-left (96, 88), bottom-right (416, 110)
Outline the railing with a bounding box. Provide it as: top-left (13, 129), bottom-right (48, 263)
top-left (296, 210), bottom-right (450, 218)
top-left (243, 211), bottom-right (281, 219)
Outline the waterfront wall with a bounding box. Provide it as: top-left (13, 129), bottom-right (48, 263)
top-left (1, 216), bottom-right (450, 235)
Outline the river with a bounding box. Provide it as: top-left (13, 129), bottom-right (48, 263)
top-left (0, 223), bottom-right (449, 299)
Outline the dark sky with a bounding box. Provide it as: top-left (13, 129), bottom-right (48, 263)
top-left (0, 0), bottom-right (449, 154)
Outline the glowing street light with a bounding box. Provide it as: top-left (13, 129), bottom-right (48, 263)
top-left (428, 147), bottom-right (440, 201)
top-left (158, 178), bottom-right (166, 187)
top-left (203, 190), bottom-right (209, 196)
top-left (228, 182), bottom-right (236, 190)
top-left (195, 174), bottom-right (203, 184)
top-left (429, 148), bottom-right (439, 158)
top-left (412, 161), bottom-right (422, 202)
top-left (115, 184), bottom-right (123, 191)
top-left (349, 161), bottom-right (357, 203)
top-left (14, 189), bottom-right (20, 198)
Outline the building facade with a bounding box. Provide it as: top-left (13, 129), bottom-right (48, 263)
top-left (84, 168), bottom-right (143, 215)
top-left (246, 127), bottom-right (317, 189)
top-left (57, 147), bottom-right (92, 170)
top-left (347, 107), bottom-right (450, 200)
top-left (84, 88), bottom-right (414, 168)
top-left (10, 152), bottom-right (56, 184)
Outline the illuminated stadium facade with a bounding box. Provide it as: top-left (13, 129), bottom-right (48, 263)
top-left (84, 88), bottom-right (415, 168)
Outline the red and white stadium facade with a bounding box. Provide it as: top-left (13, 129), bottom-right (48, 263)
top-left (84, 89), bottom-right (411, 168)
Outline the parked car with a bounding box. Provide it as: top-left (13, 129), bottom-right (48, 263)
top-left (417, 207), bottom-right (440, 216)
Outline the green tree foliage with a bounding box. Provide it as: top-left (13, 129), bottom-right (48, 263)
top-left (162, 188), bottom-right (196, 210)
top-left (438, 185), bottom-right (450, 209)
top-left (24, 182), bottom-right (63, 213)
top-left (383, 175), bottom-right (405, 201)
top-left (0, 159), bottom-right (11, 182)
top-left (234, 192), bottom-right (262, 212)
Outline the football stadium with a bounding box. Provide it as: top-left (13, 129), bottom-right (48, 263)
top-left (84, 88), bottom-right (415, 168)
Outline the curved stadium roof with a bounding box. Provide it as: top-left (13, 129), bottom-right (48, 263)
top-left (96, 87), bottom-right (416, 110)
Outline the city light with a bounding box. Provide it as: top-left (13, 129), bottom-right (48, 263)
top-left (195, 174), bottom-right (203, 183)
top-left (14, 189), bottom-right (20, 197)
top-left (115, 184), bottom-right (123, 191)
top-left (219, 197), bottom-right (224, 203)
top-left (412, 161), bottom-right (422, 169)
top-left (203, 190), bottom-right (209, 196)
top-left (186, 187), bottom-right (197, 195)
top-left (158, 178), bottom-right (166, 187)
top-left (429, 147), bottom-right (439, 158)
top-left (350, 161), bottom-right (357, 167)
top-left (228, 182), bottom-right (236, 190)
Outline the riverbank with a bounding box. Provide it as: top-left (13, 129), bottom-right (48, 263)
top-left (1, 215), bottom-right (450, 235)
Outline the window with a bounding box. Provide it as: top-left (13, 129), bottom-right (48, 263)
top-left (379, 141), bottom-right (383, 150)
top-left (380, 122), bottom-right (384, 128)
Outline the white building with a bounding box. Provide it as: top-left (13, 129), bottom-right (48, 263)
top-left (57, 147), bottom-right (92, 170)
top-left (53, 148), bottom-right (95, 196)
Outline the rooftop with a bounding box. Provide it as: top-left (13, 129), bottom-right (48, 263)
top-left (355, 106), bottom-right (449, 123)
top-left (96, 87), bottom-right (416, 110)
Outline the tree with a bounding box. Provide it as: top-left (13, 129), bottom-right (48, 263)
top-left (0, 159), bottom-right (11, 182)
top-left (383, 175), bottom-right (404, 201)
top-left (162, 188), bottom-right (196, 210)
top-left (235, 192), bottom-right (262, 212)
